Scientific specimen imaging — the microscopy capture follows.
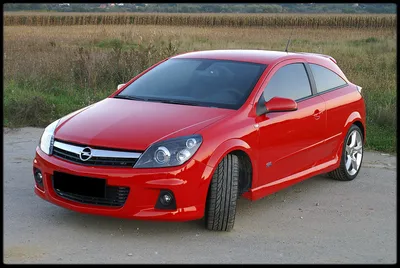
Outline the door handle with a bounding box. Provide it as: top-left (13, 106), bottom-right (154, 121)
top-left (313, 109), bottom-right (322, 120)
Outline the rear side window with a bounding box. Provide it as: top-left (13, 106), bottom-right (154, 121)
top-left (264, 63), bottom-right (312, 102)
top-left (310, 64), bottom-right (347, 93)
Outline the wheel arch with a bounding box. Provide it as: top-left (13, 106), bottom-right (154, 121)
top-left (202, 139), bottom-right (258, 198)
top-left (343, 111), bottom-right (365, 143)
top-left (334, 112), bottom-right (366, 164)
top-left (353, 121), bottom-right (365, 142)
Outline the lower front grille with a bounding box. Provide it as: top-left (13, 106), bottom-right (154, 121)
top-left (54, 187), bottom-right (129, 207)
top-left (52, 172), bottom-right (129, 207)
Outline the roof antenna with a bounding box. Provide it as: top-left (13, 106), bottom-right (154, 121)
top-left (284, 28), bottom-right (294, 53)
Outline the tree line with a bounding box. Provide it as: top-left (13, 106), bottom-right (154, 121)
top-left (3, 3), bottom-right (397, 14)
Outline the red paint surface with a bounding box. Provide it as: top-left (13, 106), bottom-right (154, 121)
top-left (33, 50), bottom-right (366, 220)
top-left (265, 97), bottom-right (298, 112)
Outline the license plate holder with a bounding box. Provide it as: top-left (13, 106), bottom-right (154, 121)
top-left (53, 171), bottom-right (106, 198)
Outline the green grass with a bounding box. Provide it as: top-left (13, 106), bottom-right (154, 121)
top-left (365, 123), bottom-right (396, 153)
top-left (4, 81), bottom-right (110, 128)
top-left (347, 37), bottom-right (379, 46)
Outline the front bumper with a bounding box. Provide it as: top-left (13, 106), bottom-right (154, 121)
top-left (33, 147), bottom-right (212, 221)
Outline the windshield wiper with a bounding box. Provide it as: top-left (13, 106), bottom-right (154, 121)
top-left (115, 95), bottom-right (199, 106)
top-left (114, 95), bottom-right (148, 101)
top-left (148, 99), bottom-right (200, 106)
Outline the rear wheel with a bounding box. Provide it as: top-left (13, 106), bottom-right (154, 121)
top-left (205, 154), bottom-right (239, 231)
top-left (329, 124), bottom-right (364, 181)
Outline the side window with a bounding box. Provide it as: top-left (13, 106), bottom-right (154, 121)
top-left (264, 63), bottom-right (312, 102)
top-left (310, 64), bottom-right (347, 93)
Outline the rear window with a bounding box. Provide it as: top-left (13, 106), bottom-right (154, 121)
top-left (310, 64), bottom-right (347, 93)
top-left (118, 58), bottom-right (266, 109)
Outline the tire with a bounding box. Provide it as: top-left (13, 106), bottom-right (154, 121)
top-left (205, 154), bottom-right (239, 231)
top-left (329, 124), bottom-right (364, 181)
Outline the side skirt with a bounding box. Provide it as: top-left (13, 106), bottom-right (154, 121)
top-left (242, 156), bottom-right (340, 201)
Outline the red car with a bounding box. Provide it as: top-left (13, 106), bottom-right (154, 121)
top-left (33, 50), bottom-right (366, 231)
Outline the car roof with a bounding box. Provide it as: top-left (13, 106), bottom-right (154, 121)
top-left (172, 49), bottom-right (335, 65)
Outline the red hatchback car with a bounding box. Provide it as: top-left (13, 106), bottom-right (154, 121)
top-left (33, 50), bottom-right (366, 231)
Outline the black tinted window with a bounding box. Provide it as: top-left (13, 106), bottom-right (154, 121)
top-left (264, 63), bottom-right (312, 102)
top-left (310, 64), bottom-right (347, 93)
top-left (118, 59), bottom-right (266, 109)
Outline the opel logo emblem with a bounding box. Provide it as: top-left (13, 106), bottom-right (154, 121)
top-left (79, 147), bottom-right (92, 161)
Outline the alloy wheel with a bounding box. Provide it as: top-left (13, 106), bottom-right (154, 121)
top-left (345, 130), bottom-right (363, 176)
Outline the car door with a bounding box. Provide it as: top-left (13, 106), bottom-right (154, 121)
top-left (255, 60), bottom-right (328, 186)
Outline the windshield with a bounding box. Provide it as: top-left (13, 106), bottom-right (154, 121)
top-left (116, 58), bottom-right (267, 109)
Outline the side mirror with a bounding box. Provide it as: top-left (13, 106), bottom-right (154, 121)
top-left (265, 97), bottom-right (298, 113)
top-left (117, 83), bottom-right (126, 90)
top-left (256, 96), bottom-right (297, 116)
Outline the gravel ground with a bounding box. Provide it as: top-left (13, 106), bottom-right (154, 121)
top-left (3, 127), bottom-right (397, 264)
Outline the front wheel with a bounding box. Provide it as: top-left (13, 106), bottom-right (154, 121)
top-left (329, 124), bottom-right (364, 181)
top-left (205, 154), bottom-right (239, 231)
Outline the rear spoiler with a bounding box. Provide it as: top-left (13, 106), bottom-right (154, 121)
top-left (314, 53), bottom-right (337, 64)
top-left (297, 52), bottom-right (337, 64)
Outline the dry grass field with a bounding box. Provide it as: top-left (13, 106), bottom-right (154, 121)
top-left (4, 12), bottom-right (396, 28)
top-left (3, 14), bottom-right (397, 152)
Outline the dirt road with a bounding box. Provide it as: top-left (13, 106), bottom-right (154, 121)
top-left (3, 127), bottom-right (397, 264)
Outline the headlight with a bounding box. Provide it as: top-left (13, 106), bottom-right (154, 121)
top-left (39, 119), bottom-right (60, 155)
top-left (134, 135), bottom-right (203, 168)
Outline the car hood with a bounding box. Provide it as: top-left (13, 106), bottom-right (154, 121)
top-left (55, 98), bottom-right (233, 151)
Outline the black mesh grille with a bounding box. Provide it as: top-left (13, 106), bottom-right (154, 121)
top-left (52, 147), bottom-right (139, 167)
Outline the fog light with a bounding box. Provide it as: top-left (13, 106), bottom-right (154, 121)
top-left (155, 190), bottom-right (176, 210)
top-left (160, 193), bottom-right (173, 205)
top-left (35, 172), bottom-right (43, 183)
top-left (34, 169), bottom-right (44, 188)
